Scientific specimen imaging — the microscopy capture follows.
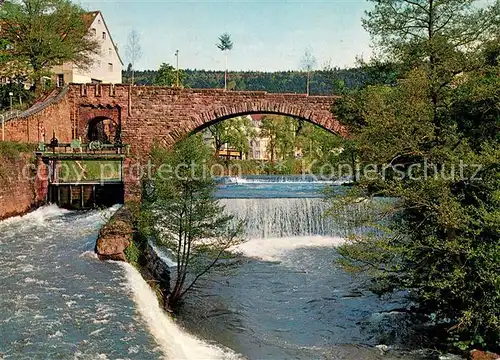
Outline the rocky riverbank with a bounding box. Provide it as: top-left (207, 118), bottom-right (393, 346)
top-left (95, 205), bottom-right (171, 309)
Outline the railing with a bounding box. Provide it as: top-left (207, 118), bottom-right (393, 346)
top-left (20, 86), bottom-right (69, 119)
top-left (0, 86), bottom-right (70, 141)
top-left (37, 140), bottom-right (130, 156)
top-left (0, 110), bottom-right (21, 141)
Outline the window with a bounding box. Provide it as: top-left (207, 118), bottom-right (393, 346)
top-left (108, 48), bottom-right (112, 56)
top-left (91, 78), bottom-right (102, 84)
top-left (97, 19), bottom-right (101, 25)
top-left (56, 74), bottom-right (64, 87)
top-left (108, 63), bottom-right (113, 72)
top-left (90, 28), bottom-right (96, 36)
top-left (102, 32), bottom-right (106, 40)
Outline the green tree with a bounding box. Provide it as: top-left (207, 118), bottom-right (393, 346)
top-left (333, 0), bottom-right (500, 351)
top-left (207, 116), bottom-right (256, 156)
top-left (141, 135), bottom-right (244, 310)
top-left (0, 81), bottom-right (34, 110)
top-left (0, 38), bottom-right (11, 64)
top-left (260, 116), bottom-right (300, 162)
top-left (296, 122), bottom-right (346, 167)
top-left (153, 63), bottom-right (185, 87)
top-left (216, 33), bottom-right (233, 91)
top-left (0, 0), bottom-right (100, 92)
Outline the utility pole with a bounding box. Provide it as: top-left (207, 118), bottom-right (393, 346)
top-left (175, 50), bottom-right (180, 87)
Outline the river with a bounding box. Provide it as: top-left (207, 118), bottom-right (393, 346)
top-left (0, 176), bottom-right (432, 359)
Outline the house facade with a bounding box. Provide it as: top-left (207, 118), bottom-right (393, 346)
top-left (0, 11), bottom-right (122, 88)
top-left (51, 11), bottom-right (123, 86)
top-left (203, 114), bottom-right (273, 161)
top-left (247, 114), bottom-right (271, 160)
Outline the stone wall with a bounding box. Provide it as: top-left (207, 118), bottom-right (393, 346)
top-left (3, 94), bottom-right (73, 144)
top-left (3, 84), bottom-right (345, 202)
top-left (0, 152), bottom-right (47, 220)
top-left (2, 84), bottom-right (344, 154)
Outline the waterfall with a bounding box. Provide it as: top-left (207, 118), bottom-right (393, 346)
top-left (119, 263), bottom-right (240, 360)
top-left (220, 198), bottom-right (364, 239)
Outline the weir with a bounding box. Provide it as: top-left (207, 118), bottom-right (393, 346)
top-left (221, 197), bottom-right (358, 238)
top-left (35, 142), bottom-right (126, 210)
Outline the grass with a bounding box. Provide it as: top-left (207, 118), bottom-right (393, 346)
top-left (124, 239), bottom-right (141, 268)
top-left (59, 160), bottom-right (121, 182)
top-left (0, 141), bottom-right (36, 159)
top-left (0, 141), bottom-right (36, 179)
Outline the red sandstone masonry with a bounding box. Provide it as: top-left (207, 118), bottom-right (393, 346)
top-left (3, 84), bottom-right (345, 155)
top-left (3, 96), bottom-right (73, 144)
top-left (2, 84), bottom-right (346, 202)
top-left (0, 154), bottom-right (48, 220)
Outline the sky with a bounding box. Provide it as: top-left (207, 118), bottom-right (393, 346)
top-left (78, 0), bottom-right (373, 72)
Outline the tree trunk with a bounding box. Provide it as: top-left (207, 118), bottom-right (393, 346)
top-left (306, 71), bottom-right (310, 96)
top-left (131, 68), bottom-right (135, 85)
top-left (224, 50), bottom-right (228, 91)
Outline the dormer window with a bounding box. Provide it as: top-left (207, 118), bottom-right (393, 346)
top-left (102, 32), bottom-right (106, 40)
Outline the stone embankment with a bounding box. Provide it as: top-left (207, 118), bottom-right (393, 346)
top-left (95, 205), bottom-right (171, 308)
top-left (0, 146), bottom-right (47, 221)
top-left (95, 206), bottom-right (133, 261)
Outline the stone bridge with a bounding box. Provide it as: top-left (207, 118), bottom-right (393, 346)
top-left (2, 84), bottom-right (345, 155)
top-left (2, 84), bottom-right (345, 200)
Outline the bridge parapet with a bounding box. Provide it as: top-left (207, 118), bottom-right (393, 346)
top-left (1, 83), bottom-right (346, 152)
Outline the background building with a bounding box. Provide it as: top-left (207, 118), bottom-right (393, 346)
top-left (51, 11), bottom-right (123, 86)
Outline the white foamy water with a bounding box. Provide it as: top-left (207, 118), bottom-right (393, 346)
top-left (149, 241), bottom-right (177, 268)
top-left (0, 204), bottom-right (165, 359)
top-left (232, 235), bottom-right (346, 262)
top-left (0, 204), bottom-right (70, 227)
top-left (119, 262), bottom-right (241, 360)
top-left (220, 198), bottom-right (364, 239)
top-left (223, 176), bottom-right (349, 185)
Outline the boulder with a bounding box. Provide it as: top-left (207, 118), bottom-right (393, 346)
top-left (95, 207), bottom-right (134, 261)
top-left (471, 350), bottom-right (500, 360)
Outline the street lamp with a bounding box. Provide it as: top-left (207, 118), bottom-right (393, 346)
top-left (9, 92), bottom-right (13, 111)
top-left (174, 50), bottom-right (179, 87)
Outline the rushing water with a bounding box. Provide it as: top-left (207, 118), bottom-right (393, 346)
top-left (0, 176), bottom-right (432, 360)
top-left (175, 176), bottom-right (430, 360)
top-left (0, 206), bottom-right (236, 359)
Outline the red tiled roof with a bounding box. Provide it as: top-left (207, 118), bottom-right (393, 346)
top-left (82, 11), bottom-right (100, 29)
top-left (250, 114), bottom-right (266, 121)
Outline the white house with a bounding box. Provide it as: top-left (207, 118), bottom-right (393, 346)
top-left (51, 11), bottom-right (123, 86)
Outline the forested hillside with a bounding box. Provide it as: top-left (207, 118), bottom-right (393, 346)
top-left (122, 66), bottom-right (394, 95)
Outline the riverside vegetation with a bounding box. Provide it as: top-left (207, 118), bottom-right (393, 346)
top-left (136, 136), bottom-right (244, 310)
top-left (330, 0), bottom-right (500, 353)
top-left (1, 0), bottom-right (499, 354)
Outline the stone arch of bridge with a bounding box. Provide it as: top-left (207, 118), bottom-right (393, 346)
top-left (189, 108), bottom-right (346, 137)
top-left (87, 116), bottom-right (121, 144)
